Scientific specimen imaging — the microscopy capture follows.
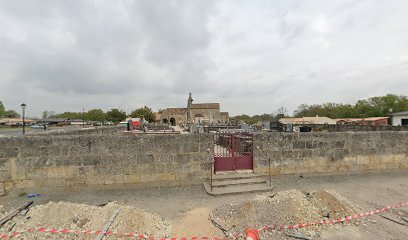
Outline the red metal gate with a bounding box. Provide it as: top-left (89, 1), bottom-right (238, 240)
top-left (213, 131), bottom-right (253, 172)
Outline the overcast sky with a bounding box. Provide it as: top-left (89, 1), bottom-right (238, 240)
top-left (1, 0), bottom-right (408, 117)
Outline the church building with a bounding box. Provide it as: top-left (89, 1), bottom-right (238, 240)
top-left (156, 93), bottom-right (229, 126)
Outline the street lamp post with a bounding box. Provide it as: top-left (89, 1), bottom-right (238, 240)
top-left (20, 103), bottom-right (27, 135)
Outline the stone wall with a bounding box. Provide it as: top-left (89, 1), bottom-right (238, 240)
top-left (0, 134), bottom-right (213, 192)
top-left (0, 131), bottom-right (407, 193)
top-left (253, 132), bottom-right (408, 175)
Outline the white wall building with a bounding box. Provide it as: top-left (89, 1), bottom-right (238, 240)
top-left (390, 111), bottom-right (408, 126)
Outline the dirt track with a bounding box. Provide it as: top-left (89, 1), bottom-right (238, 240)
top-left (0, 170), bottom-right (407, 239)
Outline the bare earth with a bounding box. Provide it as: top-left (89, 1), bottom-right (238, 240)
top-left (0, 170), bottom-right (407, 239)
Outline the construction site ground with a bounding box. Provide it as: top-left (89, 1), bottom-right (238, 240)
top-left (1, 169), bottom-right (407, 239)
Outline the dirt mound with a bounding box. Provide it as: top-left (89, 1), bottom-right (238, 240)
top-left (211, 189), bottom-right (359, 238)
top-left (170, 208), bottom-right (224, 238)
top-left (310, 190), bottom-right (356, 219)
top-left (6, 201), bottom-right (169, 239)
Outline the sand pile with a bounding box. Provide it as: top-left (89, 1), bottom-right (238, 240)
top-left (3, 202), bottom-right (169, 239)
top-left (211, 189), bottom-right (359, 238)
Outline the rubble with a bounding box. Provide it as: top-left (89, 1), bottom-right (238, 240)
top-left (1, 201), bottom-right (169, 239)
top-left (211, 189), bottom-right (361, 239)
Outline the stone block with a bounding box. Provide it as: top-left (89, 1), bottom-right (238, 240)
top-left (157, 173), bottom-right (176, 181)
top-left (104, 175), bottom-right (124, 185)
top-left (0, 182), bottom-right (5, 196)
top-left (332, 141), bottom-right (345, 148)
top-left (0, 170), bottom-right (11, 182)
top-left (174, 154), bottom-right (191, 163)
top-left (393, 154), bottom-right (406, 163)
top-left (154, 154), bottom-right (174, 164)
top-left (122, 174), bottom-right (141, 184)
top-left (19, 148), bottom-right (40, 158)
top-left (305, 141), bottom-right (318, 149)
top-left (200, 162), bottom-right (211, 171)
top-left (356, 156), bottom-right (369, 165)
top-left (317, 141), bottom-right (328, 148)
top-left (85, 176), bottom-right (106, 185)
top-left (300, 150), bottom-right (313, 159)
top-left (46, 166), bottom-right (77, 178)
top-left (364, 148), bottom-right (376, 155)
top-left (137, 154), bottom-right (154, 164)
top-left (66, 178), bottom-right (86, 186)
top-left (0, 148), bottom-right (18, 158)
top-left (153, 164), bottom-right (166, 174)
top-left (281, 165), bottom-right (298, 174)
top-left (293, 141), bottom-right (305, 149)
top-left (199, 142), bottom-right (213, 152)
top-left (26, 168), bottom-right (49, 179)
top-left (13, 180), bottom-right (35, 189)
top-left (190, 153), bottom-right (207, 162)
top-left (386, 162), bottom-right (400, 170)
top-left (139, 174), bottom-right (157, 182)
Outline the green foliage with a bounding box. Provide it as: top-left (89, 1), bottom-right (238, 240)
top-left (293, 94), bottom-right (408, 118)
top-left (4, 110), bottom-right (20, 118)
top-left (234, 114), bottom-right (256, 125)
top-left (42, 111), bottom-right (48, 119)
top-left (0, 101), bottom-right (4, 117)
top-left (234, 113), bottom-right (277, 125)
top-left (106, 108), bottom-right (127, 124)
top-left (85, 109), bottom-right (106, 122)
top-left (129, 106), bottom-right (155, 123)
top-left (56, 112), bottom-right (84, 119)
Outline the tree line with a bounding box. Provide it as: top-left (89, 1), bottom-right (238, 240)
top-left (0, 101), bottom-right (20, 118)
top-left (2, 94), bottom-right (408, 125)
top-left (293, 94), bottom-right (408, 119)
top-left (54, 106), bottom-right (155, 124)
top-left (233, 94), bottom-right (408, 124)
top-left (0, 101), bottom-right (155, 124)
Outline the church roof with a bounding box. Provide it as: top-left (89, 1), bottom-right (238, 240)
top-left (191, 103), bottom-right (220, 109)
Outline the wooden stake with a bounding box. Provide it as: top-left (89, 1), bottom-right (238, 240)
top-left (0, 201), bottom-right (33, 228)
top-left (94, 208), bottom-right (123, 240)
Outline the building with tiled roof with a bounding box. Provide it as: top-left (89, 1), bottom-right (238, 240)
top-left (336, 117), bottom-right (389, 126)
top-left (157, 93), bottom-right (229, 126)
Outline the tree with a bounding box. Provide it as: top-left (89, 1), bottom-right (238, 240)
top-left (47, 111), bottom-right (57, 118)
top-left (56, 112), bottom-right (83, 119)
top-left (4, 110), bottom-right (20, 118)
top-left (85, 109), bottom-right (106, 122)
top-left (233, 114), bottom-right (257, 125)
top-left (42, 111), bottom-right (48, 119)
top-left (106, 108), bottom-right (127, 124)
top-left (275, 106), bottom-right (288, 119)
top-left (129, 106), bottom-right (155, 123)
top-left (0, 101), bottom-right (4, 117)
top-left (293, 94), bottom-right (408, 119)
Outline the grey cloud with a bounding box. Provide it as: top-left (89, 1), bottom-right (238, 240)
top-left (1, 0), bottom-right (408, 117)
top-left (0, 0), bottom-right (216, 99)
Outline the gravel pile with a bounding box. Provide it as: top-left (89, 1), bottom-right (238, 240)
top-left (211, 189), bottom-right (359, 239)
top-left (1, 201), bottom-right (169, 239)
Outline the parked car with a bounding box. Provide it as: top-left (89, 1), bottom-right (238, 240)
top-left (31, 125), bottom-right (44, 129)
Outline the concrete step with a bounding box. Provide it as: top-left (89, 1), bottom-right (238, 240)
top-left (203, 180), bottom-right (273, 196)
top-left (211, 177), bottom-right (267, 187)
top-left (212, 173), bottom-right (261, 181)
